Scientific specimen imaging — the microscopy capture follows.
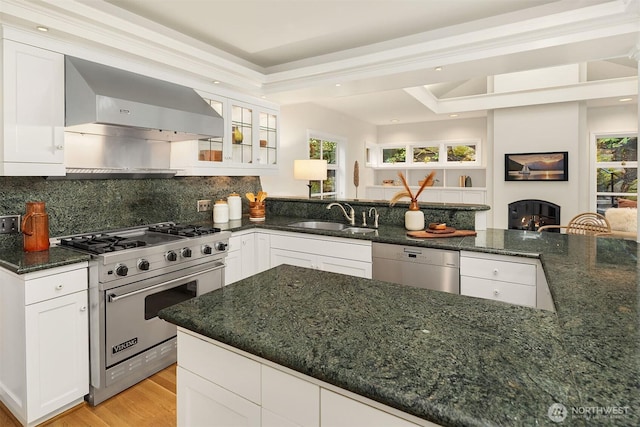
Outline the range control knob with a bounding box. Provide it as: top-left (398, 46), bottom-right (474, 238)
top-left (215, 242), bottom-right (228, 251)
top-left (181, 247), bottom-right (192, 258)
top-left (137, 259), bottom-right (150, 271)
top-left (165, 250), bottom-right (178, 262)
top-left (115, 263), bottom-right (129, 277)
top-left (202, 244), bottom-right (213, 255)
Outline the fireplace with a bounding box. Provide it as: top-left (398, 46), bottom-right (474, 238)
top-left (508, 199), bottom-right (561, 231)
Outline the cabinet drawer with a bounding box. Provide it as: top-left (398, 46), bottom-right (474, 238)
top-left (320, 389), bottom-right (420, 427)
top-left (461, 276), bottom-right (537, 307)
top-left (460, 256), bottom-right (535, 286)
top-left (262, 365), bottom-right (319, 427)
top-left (178, 331), bottom-right (261, 404)
top-left (270, 233), bottom-right (371, 263)
top-left (178, 367), bottom-right (260, 427)
top-left (25, 268), bottom-right (87, 305)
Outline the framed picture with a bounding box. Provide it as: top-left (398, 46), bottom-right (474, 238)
top-left (505, 151), bottom-right (568, 181)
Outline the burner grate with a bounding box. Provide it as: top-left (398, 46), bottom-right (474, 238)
top-left (60, 234), bottom-right (147, 254)
top-left (148, 224), bottom-right (221, 237)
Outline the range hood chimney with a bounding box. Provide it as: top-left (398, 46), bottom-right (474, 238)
top-left (65, 56), bottom-right (223, 142)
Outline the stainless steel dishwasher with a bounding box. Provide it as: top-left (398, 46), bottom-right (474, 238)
top-left (372, 243), bottom-right (460, 294)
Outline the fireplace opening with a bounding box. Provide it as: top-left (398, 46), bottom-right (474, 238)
top-left (508, 199), bottom-right (561, 231)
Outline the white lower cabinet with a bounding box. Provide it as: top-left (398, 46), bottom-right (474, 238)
top-left (321, 389), bottom-right (421, 427)
top-left (178, 367), bottom-right (261, 427)
top-left (227, 231), bottom-right (271, 286)
top-left (177, 330), bottom-right (427, 427)
top-left (460, 251), bottom-right (537, 308)
top-left (262, 365), bottom-right (319, 427)
top-left (269, 232), bottom-right (372, 278)
top-left (0, 263), bottom-right (89, 426)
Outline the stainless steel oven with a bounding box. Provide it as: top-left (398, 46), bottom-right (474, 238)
top-left (104, 261), bottom-right (223, 368)
top-left (59, 223), bottom-right (230, 405)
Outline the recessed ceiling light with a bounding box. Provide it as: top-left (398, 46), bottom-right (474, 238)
top-left (261, 95), bottom-right (266, 99)
top-left (36, 26), bottom-right (49, 32)
top-left (335, 83), bottom-right (341, 87)
top-left (435, 67), bottom-right (442, 71)
top-left (449, 114), bottom-right (459, 117)
top-left (213, 80), bottom-right (220, 84)
top-left (390, 119), bottom-right (399, 123)
top-left (619, 97), bottom-right (633, 102)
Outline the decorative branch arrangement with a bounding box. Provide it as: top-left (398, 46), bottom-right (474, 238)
top-left (390, 171), bottom-right (436, 208)
top-left (353, 160), bottom-right (360, 199)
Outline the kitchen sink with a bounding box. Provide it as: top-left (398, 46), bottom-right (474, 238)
top-left (342, 227), bottom-right (377, 234)
top-left (288, 221), bottom-right (348, 231)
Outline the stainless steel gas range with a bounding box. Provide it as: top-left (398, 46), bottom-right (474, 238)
top-left (58, 222), bottom-right (230, 405)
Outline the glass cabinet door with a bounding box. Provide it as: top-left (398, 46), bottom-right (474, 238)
top-left (258, 111), bottom-right (277, 165)
top-left (198, 98), bottom-right (224, 163)
top-left (231, 104), bottom-right (253, 164)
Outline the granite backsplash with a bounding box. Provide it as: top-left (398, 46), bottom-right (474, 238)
top-left (0, 176), bottom-right (262, 239)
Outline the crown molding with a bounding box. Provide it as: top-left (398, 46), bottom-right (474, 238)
top-left (1, 0), bottom-right (638, 100)
top-left (405, 77), bottom-right (638, 114)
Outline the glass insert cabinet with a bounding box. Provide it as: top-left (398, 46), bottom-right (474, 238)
top-left (193, 95), bottom-right (279, 172)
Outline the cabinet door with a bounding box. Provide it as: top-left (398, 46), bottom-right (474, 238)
top-left (271, 248), bottom-right (315, 269)
top-left (197, 96), bottom-right (226, 163)
top-left (257, 110), bottom-right (278, 166)
top-left (461, 190), bottom-right (486, 204)
top-left (225, 249), bottom-right (242, 286)
top-left (255, 232), bottom-right (271, 273)
top-left (25, 290), bottom-right (88, 421)
top-left (240, 233), bottom-right (256, 279)
top-left (316, 255), bottom-right (372, 278)
top-left (229, 102), bottom-right (254, 165)
top-left (320, 389), bottom-right (420, 427)
top-left (262, 365), bottom-right (319, 427)
top-left (2, 40), bottom-right (64, 173)
top-left (178, 367), bottom-right (260, 427)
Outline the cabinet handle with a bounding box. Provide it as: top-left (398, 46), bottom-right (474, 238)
top-left (492, 268), bottom-right (499, 275)
top-left (80, 306), bottom-right (87, 312)
top-left (55, 145), bottom-right (64, 150)
top-left (55, 284), bottom-right (63, 290)
top-left (493, 289), bottom-right (500, 296)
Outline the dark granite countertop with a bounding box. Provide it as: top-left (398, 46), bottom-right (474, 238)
top-left (0, 236), bottom-right (90, 274)
top-left (161, 216), bottom-right (640, 427)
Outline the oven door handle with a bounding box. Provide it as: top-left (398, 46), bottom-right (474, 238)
top-left (107, 262), bottom-right (225, 303)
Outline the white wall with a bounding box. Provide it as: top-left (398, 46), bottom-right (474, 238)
top-left (492, 102), bottom-right (584, 228)
top-left (377, 117), bottom-right (487, 148)
top-left (260, 103), bottom-right (377, 198)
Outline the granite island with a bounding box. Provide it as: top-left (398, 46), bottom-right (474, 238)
top-left (159, 230), bottom-right (639, 427)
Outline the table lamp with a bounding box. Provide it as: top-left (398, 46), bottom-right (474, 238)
top-left (294, 159), bottom-right (327, 198)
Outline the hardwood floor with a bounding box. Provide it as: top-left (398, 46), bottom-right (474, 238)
top-left (0, 364), bottom-right (177, 427)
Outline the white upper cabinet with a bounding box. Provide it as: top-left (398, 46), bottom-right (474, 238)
top-left (1, 39), bottom-right (65, 176)
top-left (171, 92), bottom-right (279, 176)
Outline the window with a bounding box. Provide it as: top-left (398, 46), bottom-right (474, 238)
top-left (593, 134), bottom-right (637, 212)
top-left (374, 140), bottom-right (480, 167)
top-left (308, 132), bottom-right (345, 199)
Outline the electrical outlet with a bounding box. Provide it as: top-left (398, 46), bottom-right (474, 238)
top-left (197, 200), bottom-right (212, 212)
top-left (0, 215), bottom-right (20, 234)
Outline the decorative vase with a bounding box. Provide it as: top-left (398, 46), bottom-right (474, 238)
top-left (404, 200), bottom-right (424, 231)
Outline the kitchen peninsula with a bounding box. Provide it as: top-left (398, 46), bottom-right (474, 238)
top-left (160, 228), bottom-right (640, 427)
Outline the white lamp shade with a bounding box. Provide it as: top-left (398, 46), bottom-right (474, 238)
top-left (294, 159), bottom-right (327, 180)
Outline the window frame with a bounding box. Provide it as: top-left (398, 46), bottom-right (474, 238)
top-left (590, 131), bottom-right (638, 212)
top-left (374, 139), bottom-right (481, 168)
top-left (307, 130), bottom-right (346, 199)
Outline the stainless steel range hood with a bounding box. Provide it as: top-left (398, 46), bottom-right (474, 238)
top-left (65, 56), bottom-right (223, 142)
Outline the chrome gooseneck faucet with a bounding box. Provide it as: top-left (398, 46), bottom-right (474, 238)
top-left (368, 207), bottom-right (379, 228)
top-left (326, 202), bottom-right (355, 226)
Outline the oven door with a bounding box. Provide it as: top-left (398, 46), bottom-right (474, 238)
top-left (104, 260), bottom-right (224, 367)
